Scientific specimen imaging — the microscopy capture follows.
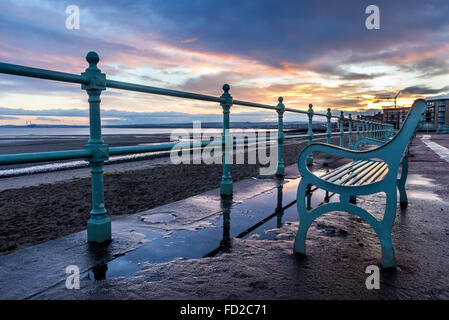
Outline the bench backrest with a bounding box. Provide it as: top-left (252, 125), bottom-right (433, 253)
top-left (378, 99), bottom-right (426, 163)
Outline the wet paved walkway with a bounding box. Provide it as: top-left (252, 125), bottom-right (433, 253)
top-left (1, 134), bottom-right (449, 299)
top-left (421, 135), bottom-right (449, 163)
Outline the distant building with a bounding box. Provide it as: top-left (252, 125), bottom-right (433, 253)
top-left (422, 95), bottom-right (449, 130)
top-left (382, 106), bottom-right (410, 129)
top-left (365, 111), bottom-right (383, 122)
top-left (380, 95), bottom-right (449, 130)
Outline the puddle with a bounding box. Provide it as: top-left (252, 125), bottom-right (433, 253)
top-left (140, 213), bottom-right (176, 224)
top-left (406, 174), bottom-right (434, 187)
top-left (407, 190), bottom-right (442, 202)
top-left (405, 174), bottom-right (442, 202)
top-left (86, 177), bottom-right (338, 281)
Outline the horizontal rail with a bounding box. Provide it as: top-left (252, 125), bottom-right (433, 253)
top-left (0, 62), bottom-right (87, 85)
top-left (0, 149), bottom-right (92, 165)
top-left (106, 79), bottom-right (221, 103)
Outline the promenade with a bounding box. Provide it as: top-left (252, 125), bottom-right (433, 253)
top-left (0, 133), bottom-right (448, 299)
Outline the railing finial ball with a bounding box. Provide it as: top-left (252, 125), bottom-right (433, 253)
top-left (86, 51), bottom-right (100, 67)
top-left (278, 97), bottom-right (283, 103)
top-left (309, 104), bottom-right (313, 108)
top-left (222, 84), bottom-right (230, 92)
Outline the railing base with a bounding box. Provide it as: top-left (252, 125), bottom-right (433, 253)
top-left (276, 165), bottom-right (285, 177)
top-left (220, 179), bottom-right (233, 196)
top-left (87, 217), bottom-right (111, 243)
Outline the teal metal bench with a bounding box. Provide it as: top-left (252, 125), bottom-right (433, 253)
top-left (294, 99), bottom-right (427, 268)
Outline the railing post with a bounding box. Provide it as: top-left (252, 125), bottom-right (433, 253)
top-left (378, 121), bottom-right (381, 139)
top-left (339, 111), bottom-right (344, 147)
top-left (379, 121), bottom-right (382, 139)
top-left (307, 104), bottom-right (314, 165)
top-left (356, 115), bottom-right (360, 142)
top-left (326, 108), bottom-right (332, 145)
top-left (220, 84), bottom-right (233, 196)
top-left (361, 116), bottom-right (366, 137)
top-left (368, 120), bottom-right (372, 138)
top-left (381, 122), bottom-right (384, 139)
top-left (348, 114), bottom-right (353, 149)
top-left (276, 97), bottom-right (285, 177)
top-left (377, 121), bottom-right (382, 139)
top-left (81, 52), bottom-right (110, 243)
top-left (373, 120), bottom-right (376, 138)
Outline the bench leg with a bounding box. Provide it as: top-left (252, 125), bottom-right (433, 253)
top-left (294, 220), bottom-right (311, 255)
top-left (294, 179), bottom-right (310, 255)
top-left (397, 151), bottom-right (409, 207)
top-left (379, 185), bottom-right (398, 268)
top-left (379, 232), bottom-right (396, 269)
top-left (295, 179), bottom-right (398, 268)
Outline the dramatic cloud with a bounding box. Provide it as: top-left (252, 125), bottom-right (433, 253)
top-left (401, 85), bottom-right (449, 95)
top-left (0, 0), bottom-right (448, 124)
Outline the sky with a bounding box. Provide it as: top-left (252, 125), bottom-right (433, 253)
top-left (0, 0), bottom-right (449, 125)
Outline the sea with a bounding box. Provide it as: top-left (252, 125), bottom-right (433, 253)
top-left (0, 126), bottom-right (279, 177)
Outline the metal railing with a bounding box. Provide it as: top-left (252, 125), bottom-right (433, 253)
top-left (0, 51), bottom-right (395, 243)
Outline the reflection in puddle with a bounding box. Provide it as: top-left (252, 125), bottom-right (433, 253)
top-left (140, 213), bottom-right (176, 224)
top-left (87, 177), bottom-right (340, 281)
top-left (91, 264), bottom-right (108, 280)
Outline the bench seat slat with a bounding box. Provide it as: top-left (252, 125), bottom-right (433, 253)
top-left (357, 163), bottom-right (388, 185)
top-left (330, 161), bottom-right (379, 184)
top-left (319, 160), bottom-right (363, 179)
top-left (342, 161), bottom-right (384, 186)
top-left (323, 161), bottom-right (371, 183)
top-left (319, 160), bottom-right (388, 186)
